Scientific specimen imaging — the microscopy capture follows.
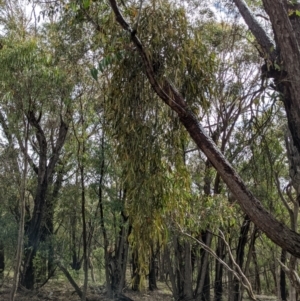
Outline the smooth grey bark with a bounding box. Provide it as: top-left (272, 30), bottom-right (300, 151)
top-left (107, 0), bottom-right (300, 258)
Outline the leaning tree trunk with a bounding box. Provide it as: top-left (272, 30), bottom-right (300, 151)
top-left (107, 0), bottom-right (300, 259)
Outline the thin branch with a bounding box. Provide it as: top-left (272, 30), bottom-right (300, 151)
top-left (179, 227), bottom-right (257, 301)
top-left (56, 261), bottom-right (90, 301)
top-left (132, 0), bottom-right (143, 33)
top-left (16, 135), bottom-right (38, 174)
top-left (274, 172), bottom-right (292, 213)
top-left (218, 230), bottom-right (255, 299)
top-left (277, 259), bottom-right (300, 294)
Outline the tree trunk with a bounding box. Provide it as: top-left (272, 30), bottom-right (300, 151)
top-left (20, 112), bottom-right (69, 289)
top-left (149, 245), bottom-right (158, 291)
top-left (228, 254), bottom-right (234, 301)
top-left (0, 240), bottom-right (4, 285)
top-left (116, 217), bottom-right (130, 297)
top-left (10, 153), bottom-right (27, 300)
top-left (105, 210), bottom-right (130, 299)
top-left (195, 231), bottom-right (212, 301)
top-left (131, 250), bottom-right (140, 291)
top-left (22, 178), bottom-right (48, 289)
top-left (70, 212), bottom-right (81, 270)
top-left (251, 243), bottom-right (261, 294)
top-left (159, 248), bottom-right (166, 281)
top-left (80, 164), bottom-right (88, 301)
top-left (233, 216), bottom-right (251, 301)
top-left (184, 241), bottom-right (194, 300)
top-left (280, 250), bottom-right (287, 301)
top-left (47, 169), bottom-right (63, 277)
top-left (214, 235), bottom-right (226, 301)
top-left (165, 245), bottom-right (180, 301)
top-left (241, 227), bottom-right (258, 299)
top-left (166, 236), bottom-right (192, 301)
top-left (108, 0), bottom-right (300, 259)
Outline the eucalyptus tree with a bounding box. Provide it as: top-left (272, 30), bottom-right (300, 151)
top-left (95, 0), bottom-right (300, 263)
top-left (76, 0), bottom-right (300, 299)
top-left (97, 2), bottom-right (264, 300)
top-left (6, 0), bottom-right (300, 298)
top-left (0, 4), bottom-right (87, 287)
top-left (57, 0), bottom-right (292, 298)
top-left (96, 2), bottom-right (208, 294)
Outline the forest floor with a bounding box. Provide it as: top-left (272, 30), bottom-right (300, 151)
top-left (0, 282), bottom-right (280, 301)
top-left (0, 280), bottom-right (174, 301)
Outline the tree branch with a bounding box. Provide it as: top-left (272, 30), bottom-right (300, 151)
top-left (181, 228), bottom-right (257, 301)
top-left (108, 0), bottom-right (300, 258)
top-left (232, 0), bottom-right (277, 62)
top-left (47, 114), bottom-right (69, 179)
top-left (56, 261), bottom-right (90, 301)
top-left (27, 110), bottom-right (47, 183)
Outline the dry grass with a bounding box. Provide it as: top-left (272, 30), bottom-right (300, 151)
top-left (0, 279), bottom-right (174, 301)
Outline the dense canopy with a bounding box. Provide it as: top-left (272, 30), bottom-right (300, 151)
top-left (1, 1), bottom-right (300, 301)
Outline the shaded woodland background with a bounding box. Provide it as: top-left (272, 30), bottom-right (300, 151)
top-left (1, 0), bottom-right (300, 301)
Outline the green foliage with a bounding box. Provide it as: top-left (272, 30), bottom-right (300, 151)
top-left (0, 36), bottom-right (73, 121)
top-left (0, 0), bottom-right (294, 296)
top-left (90, 1), bottom-right (218, 284)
